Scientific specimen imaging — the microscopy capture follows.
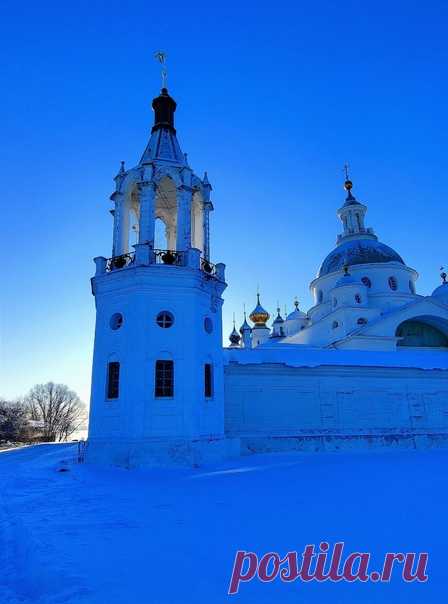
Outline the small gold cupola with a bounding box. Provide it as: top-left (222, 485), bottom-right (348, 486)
top-left (249, 293), bottom-right (270, 326)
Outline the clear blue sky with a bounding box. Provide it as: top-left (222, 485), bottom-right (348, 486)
top-left (1, 0), bottom-right (447, 404)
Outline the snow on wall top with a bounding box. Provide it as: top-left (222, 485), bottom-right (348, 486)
top-left (224, 344), bottom-right (448, 371)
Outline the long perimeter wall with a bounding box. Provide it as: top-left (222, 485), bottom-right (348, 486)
top-left (224, 363), bottom-right (448, 453)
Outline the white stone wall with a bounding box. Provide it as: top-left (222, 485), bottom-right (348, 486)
top-left (224, 363), bottom-right (448, 451)
top-left (89, 264), bottom-right (226, 447)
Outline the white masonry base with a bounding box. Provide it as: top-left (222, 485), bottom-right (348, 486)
top-left (239, 432), bottom-right (448, 455)
top-left (86, 436), bottom-right (241, 468)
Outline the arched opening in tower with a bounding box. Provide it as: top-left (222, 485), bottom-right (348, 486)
top-left (154, 176), bottom-right (177, 250)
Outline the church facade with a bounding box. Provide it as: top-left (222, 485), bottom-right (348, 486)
top-left (87, 84), bottom-right (448, 467)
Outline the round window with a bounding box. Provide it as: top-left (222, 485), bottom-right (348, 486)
top-left (361, 277), bottom-right (372, 288)
top-left (332, 320), bottom-right (339, 329)
top-left (156, 311), bottom-right (174, 328)
top-left (388, 276), bottom-right (398, 291)
top-left (110, 313), bottom-right (123, 330)
top-left (357, 317), bottom-right (368, 325)
top-left (204, 317), bottom-right (213, 334)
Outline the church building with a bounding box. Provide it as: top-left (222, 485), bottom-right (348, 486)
top-left (87, 80), bottom-right (448, 467)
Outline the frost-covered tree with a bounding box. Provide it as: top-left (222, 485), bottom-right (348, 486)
top-left (0, 399), bottom-right (29, 442)
top-left (24, 383), bottom-right (86, 442)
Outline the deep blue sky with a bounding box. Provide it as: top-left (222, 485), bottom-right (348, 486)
top-left (2, 1), bottom-right (447, 403)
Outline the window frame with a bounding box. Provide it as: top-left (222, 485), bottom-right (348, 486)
top-left (388, 276), bottom-right (398, 291)
top-left (106, 361), bottom-right (120, 400)
top-left (361, 276), bottom-right (372, 288)
top-left (156, 311), bottom-right (175, 329)
top-left (204, 363), bottom-right (213, 399)
top-left (155, 360), bottom-right (174, 398)
top-left (110, 313), bottom-right (123, 330)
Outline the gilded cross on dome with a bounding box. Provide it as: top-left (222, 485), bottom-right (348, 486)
top-left (154, 50), bottom-right (168, 88)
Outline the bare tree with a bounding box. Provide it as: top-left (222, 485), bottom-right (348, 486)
top-left (0, 399), bottom-right (29, 442)
top-left (25, 383), bottom-right (86, 442)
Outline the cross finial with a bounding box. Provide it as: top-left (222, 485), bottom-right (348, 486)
top-left (154, 50), bottom-right (168, 88)
top-left (441, 266), bottom-right (447, 284)
top-left (343, 162), bottom-right (350, 180)
top-left (294, 296), bottom-right (299, 309)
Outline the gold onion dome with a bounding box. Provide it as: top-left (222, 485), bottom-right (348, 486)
top-left (344, 179), bottom-right (353, 191)
top-left (249, 294), bottom-right (270, 326)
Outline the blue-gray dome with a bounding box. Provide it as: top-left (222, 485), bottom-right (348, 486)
top-left (318, 239), bottom-right (405, 277)
top-left (432, 283), bottom-right (448, 304)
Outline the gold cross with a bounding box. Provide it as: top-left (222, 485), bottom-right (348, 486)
top-left (154, 50), bottom-right (168, 88)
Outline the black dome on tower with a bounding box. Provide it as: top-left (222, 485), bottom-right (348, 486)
top-left (152, 88), bottom-right (177, 133)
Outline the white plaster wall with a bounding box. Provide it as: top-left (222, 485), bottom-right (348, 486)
top-left (224, 364), bottom-right (448, 442)
top-left (309, 262), bottom-right (418, 321)
top-left (89, 264), bottom-right (226, 447)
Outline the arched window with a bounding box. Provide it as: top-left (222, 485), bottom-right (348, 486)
top-left (333, 297), bottom-right (337, 308)
top-left (355, 294), bottom-right (362, 304)
top-left (110, 313), bottom-right (123, 330)
top-left (357, 317), bottom-right (368, 325)
top-left (332, 320), bottom-right (339, 329)
top-left (409, 280), bottom-right (416, 294)
top-left (389, 276), bottom-right (398, 291)
top-left (361, 276), bottom-right (372, 288)
top-left (318, 290), bottom-right (323, 304)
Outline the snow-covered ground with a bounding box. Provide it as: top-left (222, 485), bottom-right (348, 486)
top-left (0, 444), bottom-right (445, 603)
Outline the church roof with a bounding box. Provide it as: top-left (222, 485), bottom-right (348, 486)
top-left (432, 282), bottom-right (448, 303)
top-left (318, 239), bottom-right (405, 278)
top-left (139, 128), bottom-right (185, 165)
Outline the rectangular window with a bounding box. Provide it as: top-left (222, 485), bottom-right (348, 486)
top-left (155, 360), bottom-right (174, 398)
top-left (107, 362), bottom-right (120, 399)
top-left (204, 363), bottom-right (213, 398)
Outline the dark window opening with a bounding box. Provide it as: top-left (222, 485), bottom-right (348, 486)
top-left (361, 277), bottom-right (372, 288)
top-left (389, 276), bottom-right (398, 291)
top-left (156, 311), bottom-right (174, 328)
top-left (204, 363), bottom-right (213, 398)
top-left (107, 362), bottom-right (120, 399)
top-left (155, 360), bottom-right (174, 397)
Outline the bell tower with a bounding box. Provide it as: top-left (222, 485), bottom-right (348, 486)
top-left (87, 77), bottom-right (238, 467)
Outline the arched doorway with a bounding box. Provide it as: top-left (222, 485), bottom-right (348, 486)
top-left (396, 318), bottom-right (448, 348)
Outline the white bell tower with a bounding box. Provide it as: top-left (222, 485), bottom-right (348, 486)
top-left (87, 78), bottom-right (238, 467)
